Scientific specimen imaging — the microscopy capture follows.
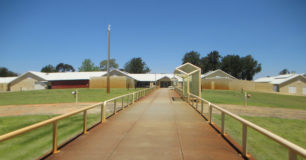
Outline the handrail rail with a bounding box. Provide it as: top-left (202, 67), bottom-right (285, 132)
top-left (0, 86), bottom-right (156, 155)
top-left (174, 87), bottom-right (306, 159)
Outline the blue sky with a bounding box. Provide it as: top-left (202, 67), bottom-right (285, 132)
top-left (1, 0), bottom-right (306, 79)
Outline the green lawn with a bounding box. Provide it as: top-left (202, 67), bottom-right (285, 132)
top-left (0, 88), bottom-right (139, 105)
top-left (212, 114), bottom-right (306, 160)
top-left (202, 89), bottom-right (306, 110)
top-left (0, 113), bottom-right (101, 160)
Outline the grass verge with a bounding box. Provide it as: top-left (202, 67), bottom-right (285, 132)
top-left (202, 89), bottom-right (306, 110)
top-left (0, 113), bottom-right (102, 160)
top-left (212, 114), bottom-right (306, 160)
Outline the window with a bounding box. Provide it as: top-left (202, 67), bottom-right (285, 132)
top-left (288, 86), bottom-right (296, 94)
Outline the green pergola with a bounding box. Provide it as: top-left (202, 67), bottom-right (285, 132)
top-left (174, 63), bottom-right (201, 98)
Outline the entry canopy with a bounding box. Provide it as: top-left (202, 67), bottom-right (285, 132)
top-left (174, 63), bottom-right (201, 98)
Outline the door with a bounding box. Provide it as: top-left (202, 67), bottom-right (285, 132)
top-left (303, 87), bottom-right (306, 95)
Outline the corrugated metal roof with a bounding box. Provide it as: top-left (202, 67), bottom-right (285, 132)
top-left (129, 73), bottom-right (182, 82)
top-left (0, 77), bottom-right (18, 83)
top-left (29, 71), bottom-right (107, 81)
top-left (254, 74), bottom-right (305, 85)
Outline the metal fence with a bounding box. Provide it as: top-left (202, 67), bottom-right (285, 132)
top-left (0, 87), bottom-right (156, 156)
top-left (174, 87), bottom-right (306, 160)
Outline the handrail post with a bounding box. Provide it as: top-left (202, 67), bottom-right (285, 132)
top-left (114, 99), bottom-right (117, 114)
top-left (52, 121), bottom-right (59, 154)
top-left (201, 100), bottom-right (204, 115)
top-left (83, 110), bottom-right (87, 134)
top-left (127, 95), bottom-right (129, 106)
top-left (209, 103), bottom-right (212, 124)
top-left (289, 150), bottom-right (297, 160)
top-left (242, 123), bottom-right (248, 157)
top-left (122, 97), bottom-right (124, 110)
top-left (192, 96), bottom-right (195, 107)
top-left (221, 112), bottom-right (225, 135)
top-left (101, 103), bottom-right (106, 122)
top-left (196, 98), bottom-right (198, 111)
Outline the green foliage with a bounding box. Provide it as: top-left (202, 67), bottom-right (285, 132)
top-left (221, 54), bottom-right (242, 78)
top-left (279, 69), bottom-right (290, 75)
top-left (200, 50), bottom-right (221, 73)
top-left (0, 88), bottom-right (139, 105)
top-left (240, 55), bottom-right (261, 80)
top-left (100, 58), bottom-right (119, 71)
top-left (181, 51), bottom-right (262, 80)
top-left (0, 67), bottom-right (18, 77)
top-left (78, 59), bottom-right (100, 71)
top-left (41, 64), bottom-right (56, 73)
top-left (202, 89), bottom-right (306, 110)
top-left (124, 57), bottom-right (150, 73)
top-left (182, 51), bottom-right (201, 67)
top-left (55, 63), bottom-right (75, 72)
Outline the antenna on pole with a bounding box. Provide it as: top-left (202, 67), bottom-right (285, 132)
top-left (107, 24), bottom-right (111, 94)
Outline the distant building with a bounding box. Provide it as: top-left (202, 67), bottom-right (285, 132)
top-left (0, 77), bottom-right (17, 92)
top-left (255, 74), bottom-right (306, 96)
top-left (9, 71), bottom-right (106, 91)
top-left (201, 69), bottom-right (237, 79)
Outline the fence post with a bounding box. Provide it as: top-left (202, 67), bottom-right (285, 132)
top-left (221, 112), bottom-right (225, 135)
top-left (196, 99), bottom-right (198, 111)
top-left (132, 93), bottom-right (135, 104)
top-left (52, 121), bottom-right (59, 154)
top-left (83, 110), bottom-right (87, 134)
top-left (101, 103), bottom-right (106, 123)
top-left (289, 150), bottom-right (297, 160)
top-left (209, 103), bottom-right (212, 124)
top-left (242, 123), bottom-right (248, 157)
top-left (192, 96), bottom-right (194, 107)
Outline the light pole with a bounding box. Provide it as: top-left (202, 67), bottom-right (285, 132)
top-left (107, 24), bottom-right (111, 94)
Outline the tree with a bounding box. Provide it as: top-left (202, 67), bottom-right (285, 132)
top-left (124, 57), bottom-right (150, 73)
top-left (200, 50), bottom-right (221, 73)
top-left (221, 55), bottom-right (242, 79)
top-left (100, 58), bottom-right (119, 71)
top-left (41, 64), bottom-right (56, 73)
top-left (279, 69), bottom-right (290, 75)
top-left (78, 59), bottom-right (100, 71)
top-left (240, 55), bottom-right (261, 80)
top-left (0, 67), bottom-right (18, 77)
top-left (56, 63), bottom-right (75, 72)
top-left (182, 51), bottom-right (201, 67)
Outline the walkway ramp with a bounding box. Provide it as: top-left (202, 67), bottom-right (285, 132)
top-left (47, 89), bottom-right (242, 160)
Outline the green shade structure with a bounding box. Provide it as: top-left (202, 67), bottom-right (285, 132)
top-left (174, 63), bottom-right (201, 98)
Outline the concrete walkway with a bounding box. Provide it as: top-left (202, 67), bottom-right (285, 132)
top-left (47, 89), bottom-right (242, 160)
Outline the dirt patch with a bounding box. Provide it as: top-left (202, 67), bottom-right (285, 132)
top-left (212, 104), bottom-right (306, 120)
top-left (0, 103), bottom-right (97, 117)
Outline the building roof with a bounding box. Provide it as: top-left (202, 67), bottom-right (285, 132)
top-left (201, 69), bottom-right (237, 79)
top-left (0, 77), bottom-right (18, 83)
top-left (23, 71), bottom-right (107, 81)
top-left (107, 69), bottom-right (182, 82)
top-left (129, 73), bottom-right (182, 82)
top-left (254, 74), bottom-right (305, 85)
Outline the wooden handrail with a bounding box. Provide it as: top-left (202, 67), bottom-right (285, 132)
top-left (0, 87), bottom-right (156, 155)
top-left (174, 87), bottom-right (306, 159)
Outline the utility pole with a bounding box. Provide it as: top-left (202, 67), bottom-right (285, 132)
top-left (107, 24), bottom-right (111, 94)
